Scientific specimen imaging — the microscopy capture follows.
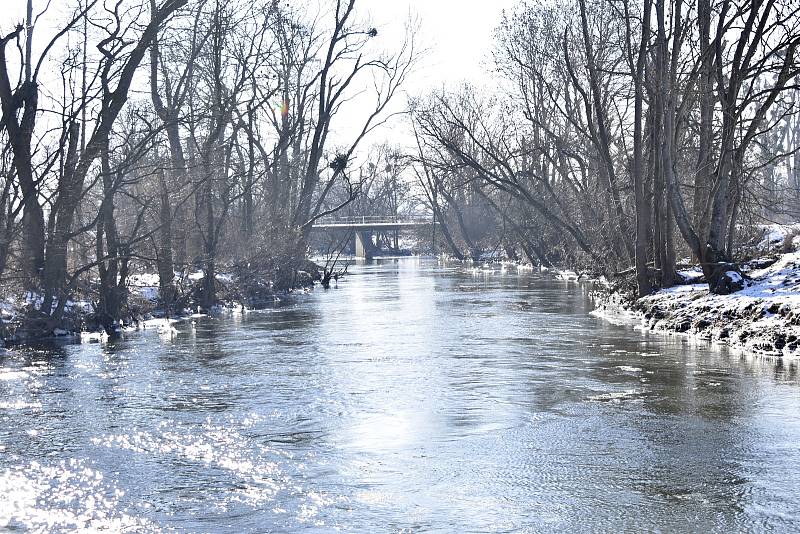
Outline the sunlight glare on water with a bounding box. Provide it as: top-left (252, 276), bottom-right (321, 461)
top-left (1, 258), bottom-right (799, 532)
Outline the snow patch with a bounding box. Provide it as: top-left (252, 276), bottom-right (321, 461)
top-left (725, 271), bottom-right (742, 283)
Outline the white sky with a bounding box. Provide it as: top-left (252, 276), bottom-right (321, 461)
top-left (365, 0), bottom-right (517, 91)
top-left (2, 0), bottom-right (518, 149)
top-left (3, 0), bottom-right (517, 89)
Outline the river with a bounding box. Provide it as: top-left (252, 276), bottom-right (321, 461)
top-left (1, 258), bottom-right (799, 532)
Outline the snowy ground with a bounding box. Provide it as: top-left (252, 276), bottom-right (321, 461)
top-left (0, 270), bottom-right (244, 343)
top-left (594, 225), bottom-right (800, 358)
top-left (128, 273), bottom-right (161, 302)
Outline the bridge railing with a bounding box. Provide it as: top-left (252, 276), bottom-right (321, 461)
top-left (314, 214), bottom-right (434, 225)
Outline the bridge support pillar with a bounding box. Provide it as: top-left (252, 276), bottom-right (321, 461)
top-left (355, 231), bottom-right (373, 259)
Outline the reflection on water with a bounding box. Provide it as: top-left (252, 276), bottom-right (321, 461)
top-left (1, 258), bottom-right (799, 532)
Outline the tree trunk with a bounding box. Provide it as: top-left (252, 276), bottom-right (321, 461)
top-left (632, 0), bottom-right (652, 296)
top-left (41, 122), bottom-right (81, 319)
top-left (96, 148), bottom-right (126, 335)
top-left (693, 0), bottom-right (713, 235)
top-left (157, 171), bottom-right (177, 313)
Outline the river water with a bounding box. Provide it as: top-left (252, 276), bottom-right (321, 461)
top-left (1, 258), bottom-right (799, 532)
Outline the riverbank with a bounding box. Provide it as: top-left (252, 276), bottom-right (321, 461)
top-left (592, 247), bottom-right (800, 358)
top-left (0, 260), bottom-right (323, 344)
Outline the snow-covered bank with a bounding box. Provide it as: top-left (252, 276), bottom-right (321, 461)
top-left (0, 259), bottom-right (322, 345)
top-left (594, 250), bottom-right (800, 358)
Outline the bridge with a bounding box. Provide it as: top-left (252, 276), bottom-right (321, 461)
top-left (312, 215), bottom-right (435, 258)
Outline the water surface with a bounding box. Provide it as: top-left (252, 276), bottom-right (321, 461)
top-left (1, 259), bottom-right (799, 532)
